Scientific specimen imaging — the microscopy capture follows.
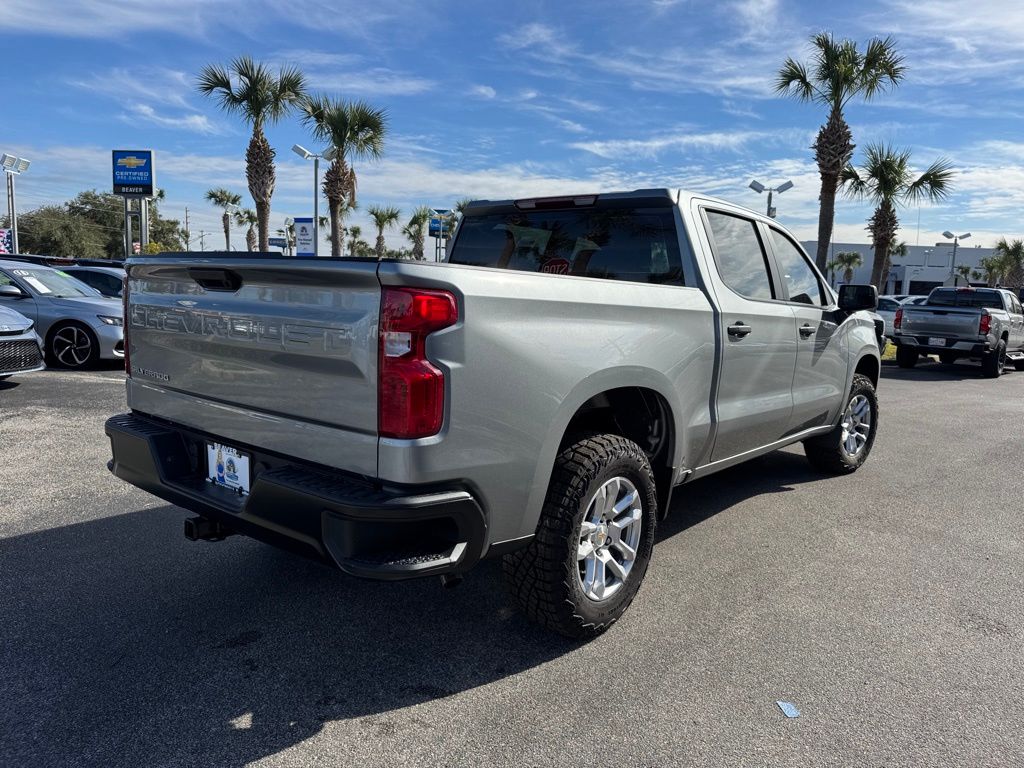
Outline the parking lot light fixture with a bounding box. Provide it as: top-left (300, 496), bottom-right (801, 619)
top-left (292, 144), bottom-right (322, 257)
top-left (943, 231), bottom-right (971, 285)
top-left (749, 178), bottom-right (794, 219)
top-left (2, 152), bottom-right (31, 254)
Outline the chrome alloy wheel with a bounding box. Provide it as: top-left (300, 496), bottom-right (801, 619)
top-left (840, 393), bottom-right (872, 458)
top-left (53, 326), bottom-right (93, 367)
top-left (576, 476), bottom-right (643, 602)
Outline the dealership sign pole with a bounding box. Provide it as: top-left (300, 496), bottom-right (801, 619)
top-left (112, 150), bottom-right (156, 257)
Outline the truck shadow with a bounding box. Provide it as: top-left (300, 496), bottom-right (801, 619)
top-left (2, 451), bottom-right (819, 767)
top-left (881, 360), bottom-right (999, 381)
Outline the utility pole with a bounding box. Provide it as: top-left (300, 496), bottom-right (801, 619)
top-left (199, 230), bottom-right (206, 251)
top-left (184, 207), bottom-right (190, 252)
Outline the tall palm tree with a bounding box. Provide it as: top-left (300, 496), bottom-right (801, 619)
top-left (955, 264), bottom-right (973, 286)
top-left (347, 225), bottom-right (361, 258)
top-left (828, 250), bottom-right (863, 285)
top-left (205, 188), bottom-right (242, 250)
top-left (197, 56), bottom-right (306, 251)
top-left (841, 143), bottom-right (954, 288)
top-left (978, 256), bottom-right (1005, 287)
top-left (234, 208), bottom-right (259, 251)
top-left (776, 34), bottom-right (905, 270)
top-left (884, 240), bottom-right (908, 293)
top-left (301, 96), bottom-right (388, 257)
top-left (994, 237), bottom-right (1024, 291)
top-left (367, 205), bottom-right (401, 260)
top-left (403, 206), bottom-right (432, 260)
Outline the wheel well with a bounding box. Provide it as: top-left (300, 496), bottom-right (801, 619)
top-left (854, 355), bottom-right (879, 388)
top-left (561, 387), bottom-right (675, 518)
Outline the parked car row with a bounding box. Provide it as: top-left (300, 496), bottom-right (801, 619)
top-left (0, 256), bottom-right (125, 373)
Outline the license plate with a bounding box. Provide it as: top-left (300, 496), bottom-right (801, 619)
top-left (207, 443), bottom-right (251, 495)
top-left (928, 337), bottom-right (946, 347)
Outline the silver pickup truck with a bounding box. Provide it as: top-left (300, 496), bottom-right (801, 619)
top-left (106, 189), bottom-right (881, 637)
top-left (892, 286), bottom-right (1024, 377)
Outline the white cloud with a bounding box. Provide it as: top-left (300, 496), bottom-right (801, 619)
top-left (570, 129), bottom-right (803, 159)
top-left (305, 68), bottom-right (435, 96)
top-left (121, 105), bottom-right (221, 135)
top-left (470, 85), bottom-right (497, 99)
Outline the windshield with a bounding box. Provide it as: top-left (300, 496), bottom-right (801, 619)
top-left (927, 288), bottom-right (1004, 309)
top-left (7, 267), bottom-right (100, 298)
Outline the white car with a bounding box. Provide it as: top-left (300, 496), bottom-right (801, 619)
top-left (875, 296), bottom-right (904, 336)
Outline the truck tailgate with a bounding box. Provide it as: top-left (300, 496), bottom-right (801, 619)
top-left (125, 257), bottom-right (380, 474)
top-left (900, 306), bottom-right (981, 337)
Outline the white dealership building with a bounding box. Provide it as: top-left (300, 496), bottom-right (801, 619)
top-left (801, 241), bottom-right (998, 295)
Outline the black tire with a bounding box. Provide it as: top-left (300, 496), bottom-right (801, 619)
top-left (47, 322), bottom-right (100, 369)
top-left (1015, 359), bottom-right (1024, 372)
top-left (982, 340), bottom-right (1007, 379)
top-left (938, 352), bottom-right (958, 365)
top-left (803, 374), bottom-right (879, 475)
top-left (503, 434), bottom-right (658, 639)
top-left (895, 346), bottom-right (918, 369)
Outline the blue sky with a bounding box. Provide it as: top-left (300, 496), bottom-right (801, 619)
top-left (1, 0), bottom-right (1022, 252)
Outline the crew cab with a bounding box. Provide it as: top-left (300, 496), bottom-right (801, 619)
top-left (892, 286), bottom-right (1024, 377)
top-left (105, 189), bottom-right (881, 638)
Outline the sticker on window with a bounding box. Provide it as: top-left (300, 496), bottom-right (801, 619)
top-left (22, 277), bottom-right (52, 294)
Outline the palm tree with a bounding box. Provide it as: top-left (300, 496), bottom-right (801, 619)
top-left (301, 96), bottom-right (388, 257)
top-left (205, 188), bottom-right (242, 250)
top-left (840, 143), bottom-right (954, 288)
top-left (233, 208), bottom-right (258, 251)
top-left (994, 237), bottom-right (1024, 291)
top-left (197, 56), bottom-right (306, 251)
top-left (955, 264), bottom-right (973, 286)
top-left (829, 250), bottom-right (863, 285)
top-left (776, 34), bottom-right (905, 270)
top-left (347, 225), bottom-right (361, 258)
top-left (884, 240), bottom-right (908, 293)
top-left (403, 206), bottom-right (432, 260)
top-left (979, 256), bottom-right (1005, 287)
top-left (367, 205), bottom-right (401, 260)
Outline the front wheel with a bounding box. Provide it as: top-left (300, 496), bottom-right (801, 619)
top-left (503, 434), bottom-right (658, 639)
top-left (803, 374), bottom-right (879, 474)
top-left (48, 323), bottom-right (99, 369)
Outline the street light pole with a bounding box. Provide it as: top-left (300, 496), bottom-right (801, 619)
top-left (942, 230), bottom-right (971, 286)
top-left (2, 153), bottom-right (31, 254)
top-left (748, 179), bottom-right (793, 218)
top-left (293, 144), bottom-right (331, 258)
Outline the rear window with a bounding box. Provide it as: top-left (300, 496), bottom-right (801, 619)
top-left (448, 207), bottom-right (684, 285)
top-left (927, 289), bottom-right (1005, 309)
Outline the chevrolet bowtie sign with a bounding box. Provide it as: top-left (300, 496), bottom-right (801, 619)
top-left (112, 149), bottom-right (155, 196)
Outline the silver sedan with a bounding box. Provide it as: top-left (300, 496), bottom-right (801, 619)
top-left (0, 260), bottom-right (123, 369)
top-left (0, 304), bottom-right (44, 379)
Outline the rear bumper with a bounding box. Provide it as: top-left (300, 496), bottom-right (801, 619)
top-left (892, 335), bottom-right (990, 356)
top-left (105, 412), bottom-right (487, 580)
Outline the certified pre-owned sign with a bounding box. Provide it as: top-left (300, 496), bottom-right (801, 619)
top-left (112, 150), bottom-right (155, 196)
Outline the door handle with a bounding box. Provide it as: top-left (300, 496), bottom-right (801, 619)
top-left (799, 323), bottom-right (816, 338)
top-left (727, 322), bottom-right (752, 338)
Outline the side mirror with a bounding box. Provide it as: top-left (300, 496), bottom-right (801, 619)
top-left (0, 284), bottom-right (26, 298)
top-left (838, 284), bottom-right (877, 312)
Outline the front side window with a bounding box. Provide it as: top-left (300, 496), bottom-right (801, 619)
top-left (704, 211), bottom-right (774, 300)
top-left (769, 229), bottom-right (824, 305)
top-left (449, 207), bottom-right (683, 285)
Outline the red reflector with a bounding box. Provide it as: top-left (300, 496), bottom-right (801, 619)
top-left (379, 287), bottom-right (458, 439)
top-left (894, 307), bottom-right (903, 330)
top-left (980, 312), bottom-right (991, 335)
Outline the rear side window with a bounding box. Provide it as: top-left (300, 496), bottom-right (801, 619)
top-left (928, 289), bottom-right (1005, 309)
top-left (448, 207), bottom-right (683, 285)
top-left (877, 298), bottom-right (899, 311)
top-left (768, 229), bottom-right (824, 305)
top-left (704, 211), bottom-right (774, 300)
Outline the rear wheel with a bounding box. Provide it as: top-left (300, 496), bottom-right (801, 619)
top-left (803, 374), bottom-right (879, 474)
top-left (982, 340), bottom-right (1007, 378)
top-left (896, 346), bottom-right (918, 369)
top-left (47, 323), bottom-right (99, 369)
top-left (503, 434), bottom-right (657, 639)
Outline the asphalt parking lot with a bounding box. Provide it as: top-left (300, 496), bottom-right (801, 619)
top-left (2, 360), bottom-right (1023, 767)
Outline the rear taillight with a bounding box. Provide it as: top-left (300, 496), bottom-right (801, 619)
top-left (378, 287), bottom-right (458, 439)
top-left (894, 307), bottom-right (903, 330)
top-left (980, 311), bottom-right (991, 335)
top-left (122, 275), bottom-right (131, 376)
